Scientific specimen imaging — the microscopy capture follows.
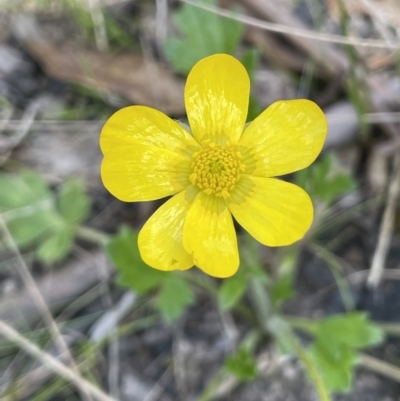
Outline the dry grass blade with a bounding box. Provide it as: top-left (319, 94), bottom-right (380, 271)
top-left (0, 250), bottom-right (110, 324)
top-left (85, 0), bottom-right (109, 52)
top-left (0, 217), bottom-right (94, 401)
top-left (363, 112), bottom-right (400, 124)
top-left (180, 0), bottom-right (400, 50)
top-left (0, 97), bottom-right (44, 166)
top-left (0, 320), bottom-right (117, 401)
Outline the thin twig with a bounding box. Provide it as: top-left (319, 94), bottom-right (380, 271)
top-left (0, 320), bottom-right (116, 401)
top-left (363, 112), bottom-right (400, 124)
top-left (179, 0), bottom-right (400, 49)
top-left (368, 153), bottom-right (400, 288)
top-left (359, 353), bottom-right (400, 383)
top-left (1, 113), bottom-right (399, 132)
top-left (0, 120), bottom-right (104, 131)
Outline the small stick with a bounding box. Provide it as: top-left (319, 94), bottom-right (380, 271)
top-left (359, 353), bottom-right (400, 383)
top-left (368, 153), bottom-right (400, 288)
top-left (155, 0), bottom-right (168, 50)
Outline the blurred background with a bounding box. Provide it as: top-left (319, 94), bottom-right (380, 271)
top-left (0, 0), bottom-right (400, 400)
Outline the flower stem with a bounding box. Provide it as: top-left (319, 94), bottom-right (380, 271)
top-left (76, 226), bottom-right (110, 246)
top-left (289, 333), bottom-right (332, 401)
top-left (180, 271), bottom-right (257, 323)
top-left (197, 370), bottom-right (228, 401)
top-left (249, 276), bottom-right (273, 330)
top-left (249, 270), bottom-right (332, 401)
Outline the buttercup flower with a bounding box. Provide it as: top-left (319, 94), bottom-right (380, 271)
top-left (100, 54), bottom-right (327, 278)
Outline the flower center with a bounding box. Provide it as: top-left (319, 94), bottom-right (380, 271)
top-left (190, 143), bottom-right (244, 198)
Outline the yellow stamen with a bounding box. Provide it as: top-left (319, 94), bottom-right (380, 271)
top-left (190, 143), bottom-right (244, 198)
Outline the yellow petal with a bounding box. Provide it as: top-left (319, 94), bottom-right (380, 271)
top-left (183, 192), bottom-right (239, 278)
top-left (138, 189), bottom-right (197, 271)
top-left (185, 54), bottom-right (250, 145)
top-left (239, 100), bottom-right (327, 177)
top-left (100, 105), bottom-right (200, 158)
top-left (227, 175), bottom-right (313, 246)
top-left (101, 144), bottom-right (191, 201)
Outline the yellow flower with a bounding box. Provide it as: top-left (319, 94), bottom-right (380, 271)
top-left (100, 54), bottom-right (327, 278)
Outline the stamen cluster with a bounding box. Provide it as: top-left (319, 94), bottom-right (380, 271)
top-left (190, 142), bottom-right (244, 198)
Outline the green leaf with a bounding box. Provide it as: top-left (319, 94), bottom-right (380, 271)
top-left (164, 0), bottom-right (244, 74)
top-left (106, 226), bottom-right (166, 294)
top-left (156, 274), bottom-right (194, 323)
top-left (296, 168), bottom-right (308, 190)
top-left (320, 173), bottom-right (354, 205)
top-left (290, 334), bottom-right (332, 401)
top-left (241, 49), bottom-right (262, 121)
top-left (316, 312), bottom-right (384, 349)
top-left (5, 210), bottom-right (60, 248)
top-left (271, 273), bottom-right (295, 304)
top-left (241, 48), bottom-right (259, 82)
top-left (224, 347), bottom-right (258, 381)
top-left (309, 340), bottom-right (356, 393)
top-left (239, 235), bottom-right (270, 283)
top-left (0, 172), bottom-right (51, 212)
top-left (247, 95), bottom-right (262, 122)
top-left (36, 224), bottom-right (75, 264)
top-left (218, 275), bottom-right (247, 311)
top-left (309, 313), bottom-right (384, 392)
top-left (0, 171), bottom-right (79, 263)
top-left (272, 248), bottom-right (297, 305)
top-left (58, 179), bottom-right (90, 225)
top-left (297, 152), bottom-right (355, 206)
